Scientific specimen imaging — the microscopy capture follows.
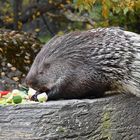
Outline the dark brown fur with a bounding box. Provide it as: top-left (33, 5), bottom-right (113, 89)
top-left (26, 27), bottom-right (140, 100)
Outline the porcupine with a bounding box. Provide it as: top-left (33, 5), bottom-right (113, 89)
top-left (25, 27), bottom-right (140, 100)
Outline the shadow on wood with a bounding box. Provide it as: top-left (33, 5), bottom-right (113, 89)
top-left (0, 94), bottom-right (140, 140)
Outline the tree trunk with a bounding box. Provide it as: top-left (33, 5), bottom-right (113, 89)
top-left (13, 0), bottom-right (22, 30)
top-left (0, 94), bottom-right (139, 140)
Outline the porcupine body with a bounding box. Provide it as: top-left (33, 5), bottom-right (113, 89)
top-left (26, 27), bottom-right (140, 100)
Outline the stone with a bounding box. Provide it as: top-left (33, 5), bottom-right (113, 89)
top-left (0, 94), bottom-right (139, 140)
top-left (1, 72), bottom-right (5, 76)
top-left (12, 77), bottom-right (19, 82)
top-left (11, 67), bottom-right (16, 71)
top-left (7, 63), bottom-right (12, 68)
top-left (0, 29), bottom-right (42, 89)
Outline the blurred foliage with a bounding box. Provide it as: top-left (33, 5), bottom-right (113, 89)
top-left (73, 0), bottom-right (140, 33)
top-left (0, 0), bottom-right (139, 43)
top-left (74, 0), bottom-right (139, 14)
top-left (38, 35), bottom-right (52, 44)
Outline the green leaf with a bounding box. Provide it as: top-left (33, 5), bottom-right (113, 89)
top-left (112, 0), bottom-right (119, 2)
top-left (115, 7), bottom-right (121, 14)
top-left (124, 7), bottom-right (129, 15)
top-left (106, 0), bottom-right (112, 8)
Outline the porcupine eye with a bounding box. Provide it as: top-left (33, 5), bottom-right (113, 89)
top-left (38, 63), bottom-right (50, 75)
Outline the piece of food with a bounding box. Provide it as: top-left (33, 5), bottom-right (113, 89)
top-left (13, 95), bottom-right (22, 104)
top-left (20, 91), bottom-right (29, 99)
top-left (28, 88), bottom-right (36, 98)
top-left (6, 89), bottom-right (27, 104)
top-left (12, 89), bottom-right (21, 95)
top-left (0, 98), bottom-right (6, 104)
top-left (0, 86), bottom-right (48, 105)
top-left (0, 91), bottom-right (10, 97)
top-left (37, 92), bottom-right (48, 102)
top-left (6, 93), bottom-right (13, 103)
top-left (18, 84), bottom-right (29, 93)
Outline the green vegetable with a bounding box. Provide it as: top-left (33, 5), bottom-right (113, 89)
top-left (13, 95), bottom-right (22, 104)
top-left (37, 93), bottom-right (48, 102)
top-left (6, 94), bottom-right (13, 103)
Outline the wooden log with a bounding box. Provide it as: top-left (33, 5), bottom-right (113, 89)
top-left (0, 94), bottom-right (140, 140)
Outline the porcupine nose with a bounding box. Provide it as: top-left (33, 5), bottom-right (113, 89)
top-left (25, 74), bottom-right (38, 88)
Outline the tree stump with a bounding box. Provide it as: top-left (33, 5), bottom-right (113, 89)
top-left (0, 94), bottom-right (140, 140)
